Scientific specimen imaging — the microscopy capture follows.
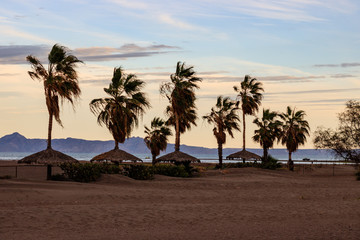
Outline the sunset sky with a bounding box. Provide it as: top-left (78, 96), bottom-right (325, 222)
top-left (1, 0), bottom-right (359, 149)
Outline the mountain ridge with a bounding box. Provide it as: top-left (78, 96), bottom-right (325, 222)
top-left (0, 132), bottom-right (334, 159)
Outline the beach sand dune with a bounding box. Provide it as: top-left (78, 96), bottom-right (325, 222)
top-left (0, 165), bottom-right (359, 239)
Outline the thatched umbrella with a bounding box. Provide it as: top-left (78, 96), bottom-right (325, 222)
top-left (18, 148), bottom-right (78, 165)
top-left (156, 151), bottom-right (200, 164)
top-left (90, 149), bottom-right (142, 163)
top-left (226, 149), bottom-right (261, 163)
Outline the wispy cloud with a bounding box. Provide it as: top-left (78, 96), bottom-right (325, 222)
top-left (265, 87), bottom-right (360, 96)
top-left (0, 43), bottom-right (180, 64)
top-left (0, 45), bottom-right (49, 64)
top-left (74, 44), bottom-right (180, 62)
top-left (314, 62), bottom-right (360, 68)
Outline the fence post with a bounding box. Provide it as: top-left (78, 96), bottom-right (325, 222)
top-left (15, 166), bottom-right (18, 178)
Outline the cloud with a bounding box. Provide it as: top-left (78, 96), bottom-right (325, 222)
top-left (330, 74), bottom-right (356, 78)
top-left (0, 43), bottom-right (180, 64)
top-left (0, 45), bottom-right (49, 64)
top-left (74, 44), bottom-right (181, 62)
top-left (0, 91), bottom-right (23, 98)
top-left (265, 87), bottom-right (360, 96)
top-left (314, 62), bottom-right (360, 68)
top-left (202, 74), bottom-right (325, 83)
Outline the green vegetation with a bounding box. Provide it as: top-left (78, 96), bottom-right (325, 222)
top-left (203, 96), bottom-right (241, 168)
top-left (234, 75), bottom-right (263, 150)
top-left (253, 109), bottom-right (282, 163)
top-left (26, 44), bottom-right (82, 150)
top-left (90, 67), bottom-right (150, 150)
top-left (160, 61), bottom-right (202, 152)
top-left (144, 117), bottom-right (172, 165)
top-left (314, 100), bottom-right (360, 163)
top-left (279, 106), bottom-right (310, 171)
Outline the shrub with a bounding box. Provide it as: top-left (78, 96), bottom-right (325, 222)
top-left (153, 164), bottom-right (190, 178)
top-left (49, 173), bottom-right (67, 181)
top-left (260, 155), bottom-right (282, 170)
top-left (122, 164), bottom-right (154, 180)
top-left (356, 171), bottom-right (360, 181)
top-left (0, 175), bottom-right (12, 179)
top-left (98, 162), bottom-right (121, 174)
top-left (59, 163), bottom-right (102, 182)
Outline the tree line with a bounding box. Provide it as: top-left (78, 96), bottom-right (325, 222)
top-left (26, 43), bottom-right (328, 171)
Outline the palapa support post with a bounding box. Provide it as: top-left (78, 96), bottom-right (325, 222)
top-left (47, 164), bottom-right (52, 180)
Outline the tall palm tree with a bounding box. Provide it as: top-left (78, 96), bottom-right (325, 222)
top-left (26, 44), bottom-right (82, 149)
top-left (90, 67), bottom-right (150, 149)
top-left (253, 109), bottom-right (282, 162)
top-left (160, 61), bottom-right (202, 152)
top-left (144, 117), bottom-right (172, 165)
top-left (203, 96), bottom-right (240, 167)
top-left (279, 106), bottom-right (310, 170)
top-left (234, 75), bottom-right (263, 150)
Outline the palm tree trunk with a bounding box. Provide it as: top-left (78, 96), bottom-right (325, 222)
top-left (114, 140), bottom-right (119, 150)
top-left (47, 113), bottom-right (53, 149)
top-left (242, 112), bottom-right (246, 150)
top-left (175, 113), bottom-right (180, 152)
top-left (152, 154), bottom-right (156, 165)
top-left (263, 147), bottom-right (268, 163)
top-left (218, 141), bottom-right (223, 168)
top-left (288, 151), bottom-right (294, 171)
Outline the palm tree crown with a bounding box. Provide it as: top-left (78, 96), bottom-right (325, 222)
top-left (203, 96), bottom-right (240, 167)
top-left (90, 67), bottom-right (150, 149)
top-left (160, 61), bottom-right (202, 151)
top-left (144, 117), bottom-right (172, 164)
top-left (279, 106), bottom-right (310, 169)
top-left (26, 44), bottom-right (82, 149)
top-left (253, 109), bottom-right (282, 162)
top-left (234, 75), bottom-right (263, 150)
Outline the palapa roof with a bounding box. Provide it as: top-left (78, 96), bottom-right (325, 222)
top-left (156, 151), bottom-right (200, 163)
top-left (18, 148), bottom-right (78, 165)
top-left (226, 149), bottom-right (261, 160)
top-left (90, 148), bottom-right (142, 163)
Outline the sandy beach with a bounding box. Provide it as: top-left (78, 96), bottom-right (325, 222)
top-left (0, 162), bottom-right (359, 240)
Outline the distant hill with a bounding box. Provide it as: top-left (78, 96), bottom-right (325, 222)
top-left (0, 132), bottom-right (335, 160)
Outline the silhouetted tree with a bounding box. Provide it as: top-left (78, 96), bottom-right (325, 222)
top-left (90, 67), bottom-right (150, 149)
top-left (314, 100), bottom-right (360, 163)
top-left (203, 96), bottom-right (240, 167)
top-left (279, 106), bottom-right (310, 170)
top-left (26, 44), bottom-right (82, 149)
top-left (160, 61), bottom-right (202, 152)
top-left (234, 75), bottom-right (263, 150)
top-left (253, 109), bottom-right (282, 162)
top-left (144, 117), bottom-right (172, 165)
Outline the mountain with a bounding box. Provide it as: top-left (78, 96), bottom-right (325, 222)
top-left (0, 132), bottom-right (335, 160)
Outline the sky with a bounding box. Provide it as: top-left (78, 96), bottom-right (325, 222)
top-left (0, 0), bottom-right (359, 149)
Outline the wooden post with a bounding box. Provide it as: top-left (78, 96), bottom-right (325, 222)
top-left (15, 166), bottom-right (18, 178)
top-left (47, 165), bottom-right (52, 180)
top-left (332, 163), bottom-right (335, 176)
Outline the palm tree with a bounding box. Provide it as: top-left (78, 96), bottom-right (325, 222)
top-left (279, 106), bottom-right (310, 170)
top-left (203, 96), bottom-right (240, 167)
top-left (253, 109), bottom-right (282, 162)
top-left (144, 117), bottom-right (172, 165)
top-left (90, 67), bottom-right (150, 150)
top-left (234, 75), bottom-right (264, 150)
top-left (160, 61), bottom-right (202, 152)
top-left (26, 44), bottom-right (82, 150)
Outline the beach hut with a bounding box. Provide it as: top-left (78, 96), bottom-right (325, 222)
top-left (156, 151), bottom-right (200, 164)
top-left (226, 149), bottom-right (261, 163)
top-left (18, 148), bottom-right (78, 164)
top-left (90, 149), bottom-right (142, 164)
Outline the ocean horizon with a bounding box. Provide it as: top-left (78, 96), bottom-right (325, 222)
top-left (0, 149), bottom-right (337, 163)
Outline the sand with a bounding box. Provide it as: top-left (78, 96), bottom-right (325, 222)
top-left (0, 162), bottom-right (359, 240)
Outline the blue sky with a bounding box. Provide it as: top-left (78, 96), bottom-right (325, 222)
top-left (0, 0), bottom-right (359, 149)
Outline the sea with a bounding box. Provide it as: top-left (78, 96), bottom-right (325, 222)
top-left (0, 149), bottom-right (339, 164)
